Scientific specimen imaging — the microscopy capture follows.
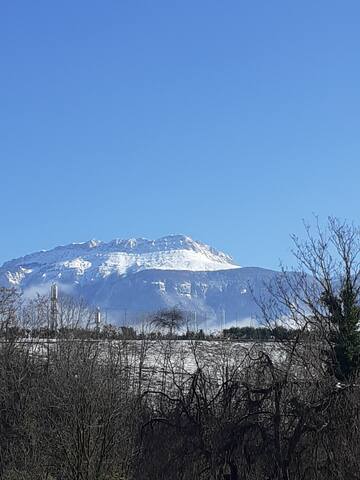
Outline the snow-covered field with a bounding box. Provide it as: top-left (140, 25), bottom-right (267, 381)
top-left (6, 339), bottom-right (280, 382)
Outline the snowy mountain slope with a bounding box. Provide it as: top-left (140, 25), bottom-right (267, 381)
top-left (79, 267), bottom-right (280, 327)
top-left (0, 235), bottom-right (280, 327)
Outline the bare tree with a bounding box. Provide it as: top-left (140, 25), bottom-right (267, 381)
top-left (0, 287), bottom-right (21, 338)
top-left (259, 217), bottom-right (360, 382)
top-left (150, 307), bottom-right (185, 337)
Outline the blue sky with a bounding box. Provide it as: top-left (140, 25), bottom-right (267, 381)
top-left (1, 1), bottom-right (360, 269)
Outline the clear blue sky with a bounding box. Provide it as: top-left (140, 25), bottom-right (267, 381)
top-left (1, 1), bottom-right (360, 269)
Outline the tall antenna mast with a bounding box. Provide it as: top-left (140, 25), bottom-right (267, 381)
top-left (50, 283), bottom-right (58, 332)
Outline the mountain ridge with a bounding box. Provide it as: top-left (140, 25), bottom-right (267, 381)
top-left (1, 234), bottom-right (239, 287)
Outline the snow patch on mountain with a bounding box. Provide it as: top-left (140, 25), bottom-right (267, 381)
top-left (7, 267), bottom-right (33, 286)
top-left (61, 259), bottom-right (92, 275)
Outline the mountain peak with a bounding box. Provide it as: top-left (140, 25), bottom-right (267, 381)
top-left (0, 235), bottom-right (240, 288)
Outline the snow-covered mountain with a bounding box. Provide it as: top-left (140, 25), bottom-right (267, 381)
top-left (1, 235), bottom-right (239, 285)
top-left (0, 235), bottom-right (278, 327)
